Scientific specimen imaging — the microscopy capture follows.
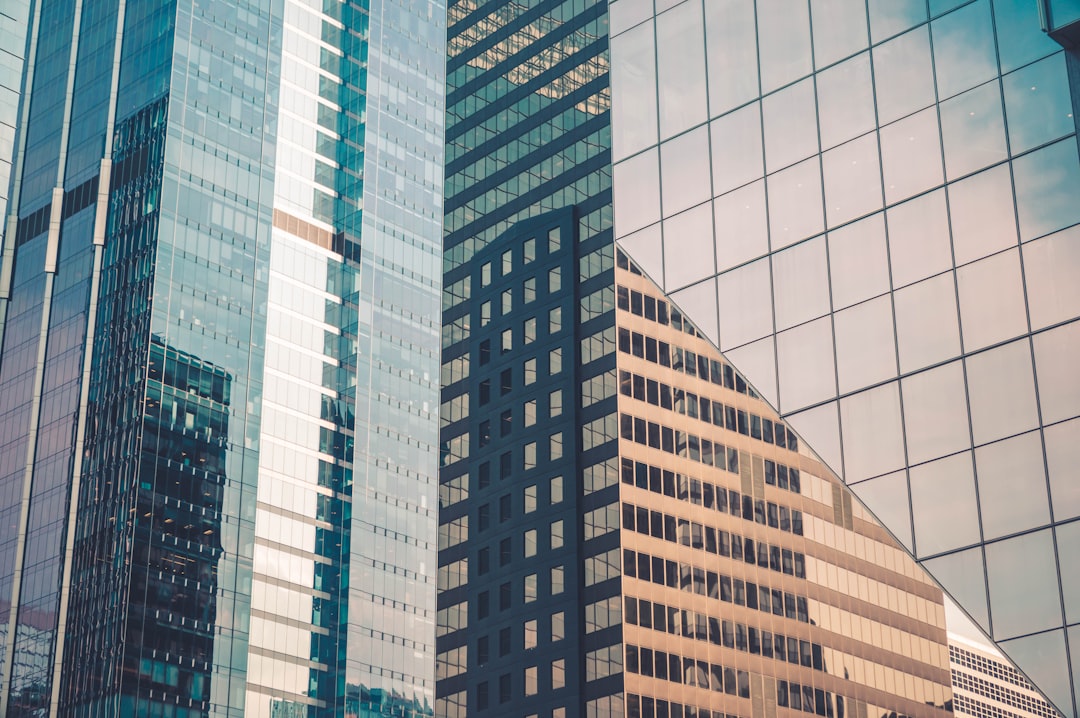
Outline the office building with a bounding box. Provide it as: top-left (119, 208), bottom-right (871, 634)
top-left (437, 2), bottom-right (958, 715)
top-left (950, 634), bottom-right (1060, 718)
top-left (0, 0), bottom-right (445, 714)
top-left (609, 0), bottom-right (1080, 714)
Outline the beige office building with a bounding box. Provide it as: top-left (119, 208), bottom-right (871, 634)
top-left (950, 634), bottom-right (1061, 718)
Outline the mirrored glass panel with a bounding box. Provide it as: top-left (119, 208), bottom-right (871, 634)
top-left (894, 273), bottom-right (961, 373)
top-left (834, 295), bottom-right (896, 393)
top-left (762, 77), bottom-right (818, 174)
top-left (704, 0), bottom-right (759, 116)
top-left (1033, 320), bottom-right (1080, 425)
top-left (828, 213), bottom-right (889, 309)
top-left (822, 133), bottom-right (883, 228)
top-left (923, 548), bottom-right (989, 630)
top-left (1002, 54), bottom-right (1074, 156)
top-left (956, 249), bottom-right (1027, 351)
top-left (887, 188), bottom-right (951, 289)
top-left (930, 0), bottom-right (997, 100)
top-left (716, 258), bottom-right (773, 350)
top-left (655, 0), bottom-right (707, 139)
top-left (610, 20), bottom-right (659, 161)
top-left (868, 0), bottom-right (927, 43)
top-left (965, 340), bottom-right (1039, 446)
top-left (1022, 225), bottom-right (1080, 331)
top-left (766, 157), bottom-right (824, 250)
top-left (661, 125), bottom-right (711, 216)
top-left (840, 382), bottom-right (905, 482)
top-left (998, 630), bottom-right (1073, 714)
top-left (1013, 138), bottom-right (1080, 242)
top-left (757, 0), bottom-right (812, 92)
top-left (938, 81), bottom-right (1007, 181)
top-left (710, 103), bottom-right (763, 196)
top-left (614, 149), bottom-right (661, 236)
top-left (713, 181), bottom-right (769, 271)
top-left (663, 202), bottom-right (715, 290)
top-left (901, 361), bottom-right (969, 466)
top-left (771, 235), bottom-right (829, 331)
top-left (880, 108), bottom-right (944, 204)
top-left (1045, 418), bottom-right (1080, 522)
top-left (811, 0), bottom-right (869, 69)
top-left (872, 26), bottom-right (935, 124)
top-left (948, 164), bottom-right (1017, 266)
top-left (993, 0), bottom-right (1061, 72)
top-left (974, 431), bottom-right (1050, 540)
top-left (909, 453), bottom-right (980, 557)
top-left (815, 52), bottom-right (876, 150)
top-left (850, 470), bottom-right (913, 550)
top-left (776, 316), bottom-right (836, 412)
top-left (985, 530), bottom-right (1062, 639)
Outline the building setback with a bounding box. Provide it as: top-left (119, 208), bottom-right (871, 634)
top-left (949, 634), bottom-right (1061, 718)
top-left (608, 0), bottom-right (1080, 714)
top-left (0, 0), bottom-right (445, 714)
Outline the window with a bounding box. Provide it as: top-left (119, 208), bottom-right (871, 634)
top-left (549, 227), bottom-right (561, 252)
top-left (479, 339), bottom-right (490, 365)
top-left (551, 476), bottom-right (563, 504)
top-left (524, 441), bottom-right (537, 469)
top-left (477, 591), bottom-right (489, 618)
top-left (478, 420), bottom-right (491, 448)
top-left (551, 565), bottom-right (565, 595)
top-left (525, 485), bottom-right (537, 513)
top-left (525, 619), bottom-right (538, 649)
top-left (524, 529), bottom-right (538, 557)
top-left (477, 636), bottom-right (489, 665)
top-left (501, 329), bottom-right (512, 353)
top-left (550, 347), bottom-right (563, 374)
top-left (524, 237), bottom-right (536, 263)
top-left (500, 451), bottom-right (512, 478)
top-left (477, 681), bottom-right (488, 711)
top-left (477, 504), bottom-right (490, 532)
top-left (524, 276), bottom-right (537, 303)
top-left (499, 673), bottom-right (511, 704)
top-left (499, 627), bottom-right (511, 656)
top-left (550, 432), bottom-right (563, 460)
top-left (551, 520), bottom-right (564, 549)
top-left (550, 389), bottom-right (563, 417)
top-left (525, 666), bottom-right (538, 696)
top-left (549, 306), bottom-right (562, 334)
top-left (500, 409), bottom-right (512, 437)
top-left (552, 659), bottom-right (566, 690)
top-left (551, 611), bottom-right (565, 641)
top-left (524, 317), bottom-right (537, 344)
top-left (525, 573), bottom-right (537, 603)
top-left (524, 358), bottom-right (537, 385)
top-left (499, 538), bottom-right (511, 566)
top-left (500, 369), bottom-right (512, 395)
top-left (549, 266), bottom-right (562, 293)
top-left (502, 250), bottom-right (512, 276)
top-left (499, 582), bottom-right (511, 611)
top-left (479, 379), bottom-right (490, 405)
top-left (481, 262), bottom-right (492, 287)
top-left (480, 300), bottom-right (491, 327)
top-left (478, 547), bottom-right (490, 574)
top-left (524, 399), bottom-right (537, 427)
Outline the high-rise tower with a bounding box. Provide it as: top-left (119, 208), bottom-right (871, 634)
top-left (608, 0), bottom-right (1080, 714)
top-left (0, 0), bottom-right (445, 714)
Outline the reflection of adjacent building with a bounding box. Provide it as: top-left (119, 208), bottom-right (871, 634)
top-left (950, 634), bottom-right (1061, 718)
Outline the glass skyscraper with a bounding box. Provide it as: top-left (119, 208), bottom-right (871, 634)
top-left (0, 0), bottom-right (445, 715)
top-left (609, 0), bottom-right (1080, 716)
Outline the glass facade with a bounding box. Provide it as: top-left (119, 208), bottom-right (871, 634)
top-left (609, 0), bottom-right (1080, 715)
top-left (0, 0), bottom-right (444, 716)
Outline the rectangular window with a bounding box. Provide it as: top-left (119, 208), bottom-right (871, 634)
top-left (524, 573), bottom-right (537, 603)
top-left (551, 476), bottom-right (563, 504)
top-left (524, 485), bottom-right (537, 513)
top-left (551, 519), bottom-right (564, 549)
top-left (524, 529), bottom-right (537, 557)
top-left (524, 276), bottom-right (537, 303)
top-left (550, 389), bottom-right (563, 417)
top-left (525, 619), bottom-right (538, 649)
top-left (549, 266), bottom-right (562, 293)
top-left (551, 565), bottom-right (565, 595)
top-left (524, 358), bottom-right (537, 385)
top-left (549, 347), bottom-right (563, 374)
top-left (502, 249), bottom-right (512, 276)
top-left (550, 432), bottom-right (563, 460)
top-left (549, 306), bottom-right (562, 334)
top-left (524, 237), bottom-right (536, 263)
top-left (551, 611), bottom-right (565, 641)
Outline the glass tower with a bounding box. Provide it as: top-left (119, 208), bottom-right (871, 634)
top-left (609, 0), bottom-right (1080, 715)
top-left (0, 0), bottom-right (445, 715)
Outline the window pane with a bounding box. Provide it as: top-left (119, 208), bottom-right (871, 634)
top-left (663, 203), bottom-right (715, 291)
top-left (816, 52), bottom-right (875, 150)
top-left (713, 181), bottom-right (769, 272)
top-left (762, 78), bottom-right (818, 174)
top-left (893, 273), bottom-right (961, 373)
top-left (1033, 320), bottom-right (1080, 425)
top-left (613, 149), bottom-right (660, 236)
top-left (655, 0), bottom-right (707, 139)
top-left (956, 249), bottom-right (1027, 351)
top-left (767, 157), bottom-right (824, 250)
top-left (834, 295), bottom-right (896, 393)
top-left (776, 317), bottom-right (836, 413)
top-left (704, 0), bottom-right (759, 116)
top-left (975, 431), bottom-right (1050, 540)
top-left (938, 81), bottom-right (1006, 181)
top-left (661, 125), bottom-right (711, 216)
top-left (811, 0), bottom-right (869, 68)
top-left (985, 530), bottom-right (1062, 639)
top-left (828, 213), bottom-right (889, 309)
top-left (757, 0), bottom-right (812, 92)
top-left (1013, 139), bottom-right (1080, 242)
top-left (887, 188), bottom-right (951, 289)
top-left (1003, 54), bottom-right (1074, 156)
top-left (948, 164), bottom-right (1017, 266)
top-left (710, 103), bottom-right (763, 196)
top-left (1023, 225), bottom-right (1080, 332)
top-left (901, 361), bottom-right (969, 465)
top-left (610, 20), bottom-right (658, 161)
top-left (822, 133), bottom-right (883, 228)
top-left (909, 453), bottom-right (980, 557)
top-left (840, 382), bottom-right (905, 482)
top-left (879, 107), bottom-right (944, 205)
top-left (965, 340), bottom-right (1039, 446)
top-left (930, 0), bottom-right (997, 99)
top-left (872, 26), bottom-right (934, 124)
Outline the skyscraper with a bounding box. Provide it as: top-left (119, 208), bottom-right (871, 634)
top-left (608, 0), bottom-right (1080, 715)
top-left (949, 634), bottom-right (1061, 718)
top-left (0, 0), bottom-right (445, 714)
top-left (437, 1), bottom-right (958, 716)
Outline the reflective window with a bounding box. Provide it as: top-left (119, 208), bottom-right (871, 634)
top-left (663, 203), bottom-right (715, 290)
top-left (757, 0), bottom-right (812, 92)
top-left (956, 249), bottom-right (1027, 351)
top-left (894, 273), bottom-right (961, 373)
top-left (766, 157), bottom-right (824, 250)
top-left (822, 133), bottom-right (883, 228)
top-left (711, 103), bottom-right (763, 196)
top-left (993, 0), bottom-right (1060, 73)
top-left (613, 149), bottom-right (661, 236)
top-left (771, 235), bottom-right (829, 331)
top-left (887, 189), bottom-right (951, 289)
top-left (762, 78), bottom-right (818, 174)
top-left (713, 181), bottom-right (769, 272)
top-left (965, 340), bottom-right (1039, 446)
top-left (1034, 321), bottom-right (1080, 425)
top-left (923, 548), bottom-right (990, 630)
top-left (1002, 54), bottom-right (1074, 156)
top-left (879, 108), bottom-right (944, 204)
top-left (930, 0), bottom-right (997, 100)
top-left (948, 164), bottom-right (1017, 266)
top-left (828, 213), bottom-right (889, 309)
top-left (868, 0), bottom-right (927, 43)
top-left (815, 52), bottom-right (876, 150)
top-left (909, 453), bottom-right (980, 557)
top-left (1013, 139), bottom-right (1080, 242)
top-left (1058, 521), bottom-right (1080, 624)
top-left (716, 259), bottom-right (772, 350)
top-left (655, 0), bottom-right (707, 139)
top-left (1022, 225), bottom-right (1080, 332)
top-left (1000, 630), bottom-right (1073, 714)
top-left (834, 295), bottom-right (896, 393)
top-left (619, 223), bottom-right (664, 283)
top-left (810, 0), bottom-right (868, 69)
top-left (704, 0), bottom-right (759, 116)
top-left (776, 317), bottom-right (836, 413)
top-left (872, 26), bottom-right (935, 124)
top-left (938, 82), bottom-right (1007, 181)
top-left (1045, 419), bottom-right (1080, 521)
top-left (985, 529), bottom-right (1062, 639)
top-left (661, 125), bottom-right (712, 216)
top-left (610, 20), bottom-right (658, 161)
top-left (840, 382), bottom-right (905, 482)
top-left (901, 361), bottom-right (969, 465)
top-left (849, 470), bottom-right (912, 550)
top-left (975, 432), bottom-right (1049, 540)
